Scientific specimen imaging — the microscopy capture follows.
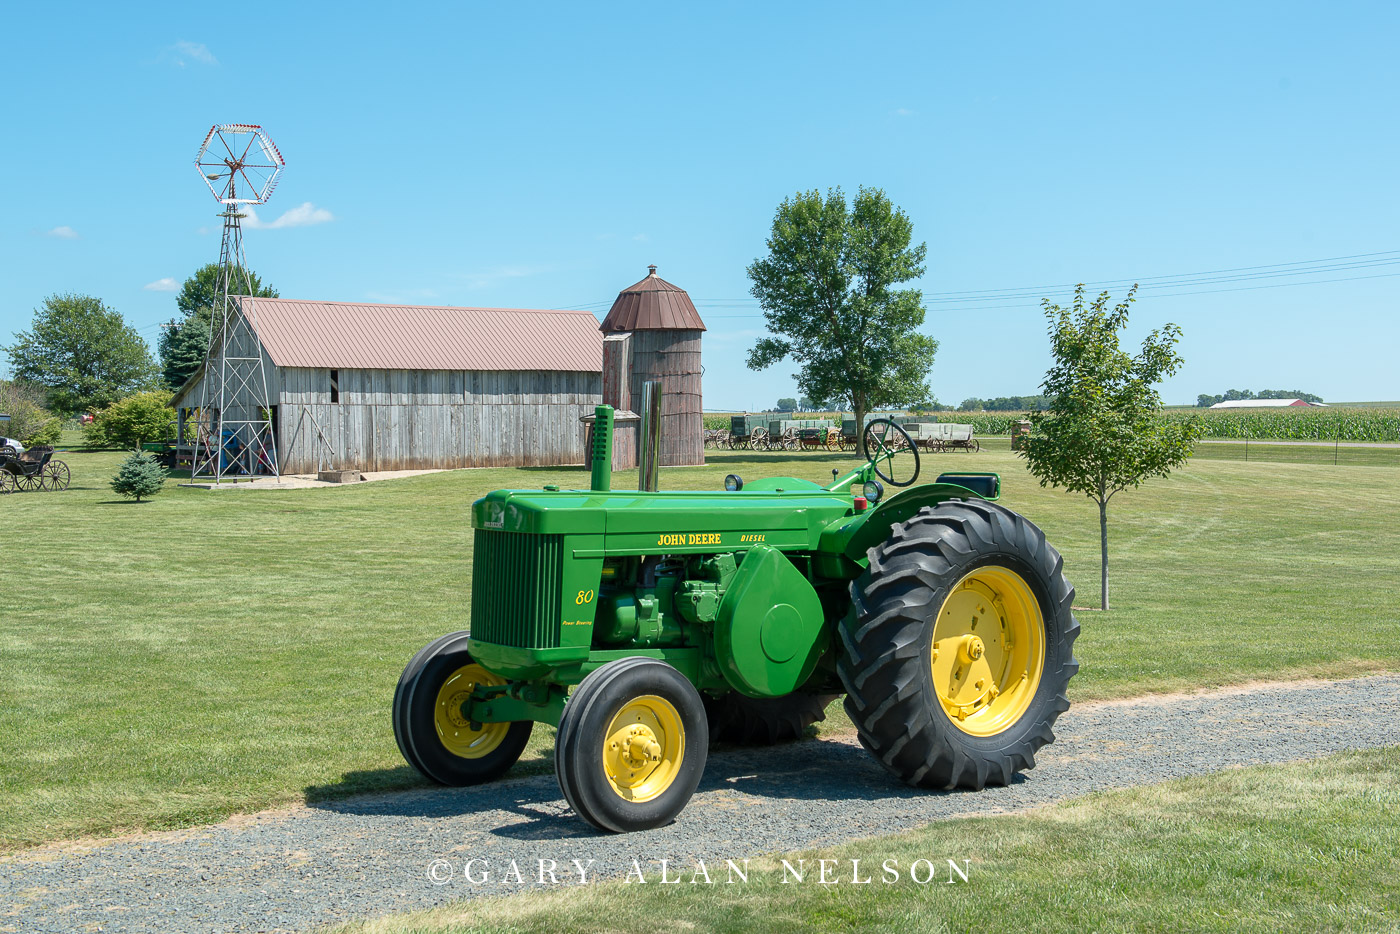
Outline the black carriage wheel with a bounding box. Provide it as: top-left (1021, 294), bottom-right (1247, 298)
top-left (556, 657), bottom-right (708, 833)
top-left (861, 418), bottom-right (921, 487)
top-left (42, 461), bottom-right (70, 491)
top-left (392, 631), bottom-right (534, 786)
top-left (16, 472), bottom-right (42, 492)
top-left (0, 472), bottom-right (16, 493)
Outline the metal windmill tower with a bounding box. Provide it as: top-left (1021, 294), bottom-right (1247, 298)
top-left (190, 124), bottom-right (285, 481)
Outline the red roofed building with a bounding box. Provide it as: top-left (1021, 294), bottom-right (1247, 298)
top-left (171, 298), bottom-right (607, 472)
top-left (596, 266), bottom-right (706, 468)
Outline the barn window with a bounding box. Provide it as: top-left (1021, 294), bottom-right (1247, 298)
top-left (330, 369), bottom-right (340, 404)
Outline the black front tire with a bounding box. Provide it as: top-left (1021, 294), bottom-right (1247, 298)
top-left (555, 657), bottom-right (708, 833)
top-left (703, 691), bottom-right (840, 745)
top-left (839, 499), bottom-right (1078, 789)
top-left (392, 631), bottom-right (533, 786)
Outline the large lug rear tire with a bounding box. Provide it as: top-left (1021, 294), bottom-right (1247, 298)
top-left (703, 690), bottom-right (840, 745)
top-left (555, 657), bottom-right (708, 833)
top-left (838, 500), bottom-right (1078, 789)
top-left (392, 631), bottom-right (533, 786)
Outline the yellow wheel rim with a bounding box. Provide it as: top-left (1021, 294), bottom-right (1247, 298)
top-left (602, 695), bottom-right (684, 803)
top-left (930, 566), bottom-right (1046, 736)
top-left (434, 664), bottom-right (510, 759)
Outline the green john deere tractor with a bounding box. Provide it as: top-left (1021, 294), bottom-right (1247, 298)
top-left (393, 407), bottom-right (1078, 833)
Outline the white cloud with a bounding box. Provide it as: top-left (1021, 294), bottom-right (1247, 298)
top-left (894, 107), bottom-right (915, 116)
top-left (45, 225), bottom-right (79, 239)
top-left (143, 277), bottom-right (180, 292)
top-left (243, 202), bottom-right (335, 230)
top-left (453, 264), bottom-right (552, 289)
top-left (632, 233), bottom-right (650, 242)
top-left (171, 40), bottom-right (217, 66)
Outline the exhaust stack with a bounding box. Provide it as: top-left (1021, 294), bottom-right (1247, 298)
top-left (590, 404), bottom-right (613, 492)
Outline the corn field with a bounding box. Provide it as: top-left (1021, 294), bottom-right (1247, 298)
top-left (1164, 407), bottom-right (1400, 442)
top-left (705, 408), bottom-right (1400, 442)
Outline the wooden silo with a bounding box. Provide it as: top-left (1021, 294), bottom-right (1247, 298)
top-left (599, 266), bottom-right (705, 467)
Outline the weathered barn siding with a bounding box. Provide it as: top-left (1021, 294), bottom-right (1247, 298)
top-left (276, 367), bottom-right (601, 472)
top-left (629, 330), bottom-right (704, 467)
top-left (173, 345), bottom-right (282, 447)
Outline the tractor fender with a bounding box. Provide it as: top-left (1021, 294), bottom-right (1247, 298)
top-left (832, 483), bottom-right (988, 564)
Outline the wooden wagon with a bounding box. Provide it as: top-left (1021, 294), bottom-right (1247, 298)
top-left (727, 415), bottom-right (769, 450)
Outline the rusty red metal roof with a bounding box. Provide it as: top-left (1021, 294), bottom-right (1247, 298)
top-left (600, 265), bottom-right (707, 332)
top-left (237, 298), bottom-right (603, 372)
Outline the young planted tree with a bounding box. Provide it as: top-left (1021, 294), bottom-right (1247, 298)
top-left (1020, 285), bottom-right (1203, 610)
top-left (746, 187), bottom-right (937, 432)
top-left (110, 451), bottom-right (168, 503)
top-left (4, 294), bottom-right (158, 417)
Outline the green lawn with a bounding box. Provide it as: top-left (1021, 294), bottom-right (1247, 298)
top-left (326, 747), bottom-right (1400, 934)
top-left (2, 443), bottom-right (1398, 849)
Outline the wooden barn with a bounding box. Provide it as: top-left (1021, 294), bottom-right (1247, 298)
top-left (170, 299), bottom-right (604, 473)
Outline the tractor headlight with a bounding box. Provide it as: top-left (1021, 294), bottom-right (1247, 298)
top-left (725, 474), bottom-right (744, 492)
top-left (863, 479), bottom-right (884, 504)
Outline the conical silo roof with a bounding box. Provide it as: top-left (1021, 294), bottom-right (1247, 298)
top-left (599, 265), bottom-right (707, 332)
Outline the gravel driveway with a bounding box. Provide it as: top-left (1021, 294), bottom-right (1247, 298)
top-left (4, 674), bottom-right (1398, 934)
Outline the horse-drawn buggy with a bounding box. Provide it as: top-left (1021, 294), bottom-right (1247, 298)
top-left (0, 445), bottom-right (71, 493)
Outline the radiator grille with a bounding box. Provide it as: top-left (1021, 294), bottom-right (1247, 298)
top-left (470, 530), bottom-right (564, 649)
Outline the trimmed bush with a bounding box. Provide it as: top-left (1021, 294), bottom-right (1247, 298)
top-left (87, 390), bottom-right (176, 450)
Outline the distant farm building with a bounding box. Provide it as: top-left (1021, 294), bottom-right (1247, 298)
top-left (1208, 399), bottom-right (1327, 409)
top-left (172, 300), bottom-right (605, 473)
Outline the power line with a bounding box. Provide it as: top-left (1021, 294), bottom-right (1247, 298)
top-left (544, 248), bottom-right (1400, 317)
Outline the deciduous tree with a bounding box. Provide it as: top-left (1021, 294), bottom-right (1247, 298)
top-left (1020, 285), bottom-right (1204, 610)
top-left (0, 380), bottom-right (62, 447)
top-left (746, 187), bottom-right (937, 433)
top-left (4, 294), bottom-right (158, 417)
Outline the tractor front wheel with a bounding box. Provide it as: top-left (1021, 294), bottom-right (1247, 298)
top-left (839, 500), bottom-right (1078, 789)
top-left (555, 657), bottom-right (708, 833)
top-left (392, 631), bottom-right (533, 786)
top-left (703, 690), bottom-right (839, 745)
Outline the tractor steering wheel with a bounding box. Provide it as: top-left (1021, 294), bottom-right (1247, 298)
top-left (861, 419), bottom-right (920, 488)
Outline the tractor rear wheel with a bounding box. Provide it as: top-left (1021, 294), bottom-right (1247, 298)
top-left (555, 657), bottom-right (708, 833)
top-left (392, 631), bottom-right (533, 786)
top-left (703, 690), bottom-right (839, 745)
top-left (839, 500), bottom-right (1078, 789)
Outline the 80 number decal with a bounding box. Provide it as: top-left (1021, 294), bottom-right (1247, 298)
top-left (574, 589), bottom-right (595, 605)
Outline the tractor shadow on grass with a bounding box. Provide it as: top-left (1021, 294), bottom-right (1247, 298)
top-left (303, 736), bottom-right (1011, 840)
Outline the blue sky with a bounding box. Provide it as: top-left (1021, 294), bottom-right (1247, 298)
top-left (3, 2), bottom-right (1397, 408)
